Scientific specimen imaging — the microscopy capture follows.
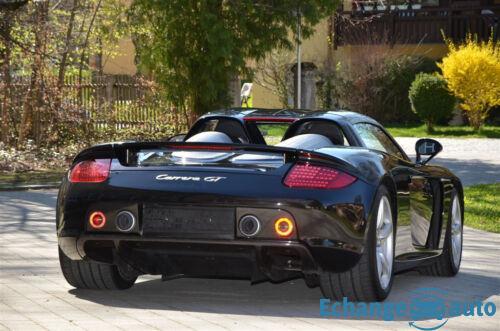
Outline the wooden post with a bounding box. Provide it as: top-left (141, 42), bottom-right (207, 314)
top-left (390, 11), bottom-right (396, 47)
top-left (448, 7), bottom-right (453, 41)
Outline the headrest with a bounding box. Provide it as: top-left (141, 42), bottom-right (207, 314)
top-left (186, 131), bottom-right (233, 143)
top-left (276, 134), bottom-right (333, 150)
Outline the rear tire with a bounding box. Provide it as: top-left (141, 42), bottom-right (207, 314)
top-left (304, 274), bottom-right (319, 288)
top-left (58, 248), bottom-right (136, 290)
top-left (319, 185), bottom-right (396, 302)
top-left (418, 189), bottom-right (462, 277)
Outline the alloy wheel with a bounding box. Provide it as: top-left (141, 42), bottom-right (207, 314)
top-left (376, 196), bottom-right (394, 290)
top-left (451, 196), bottom-right (463, 268)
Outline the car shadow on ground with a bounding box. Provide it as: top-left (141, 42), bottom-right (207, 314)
top-left (70, 270), bottom-right (499, 322)
top-left (405, 157), bottom-right (500, 187)
top-left (434, 158), bottom-right (500, 185)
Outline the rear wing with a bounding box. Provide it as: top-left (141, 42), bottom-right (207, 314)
top-left (72, 141), bottom-right (365, 181)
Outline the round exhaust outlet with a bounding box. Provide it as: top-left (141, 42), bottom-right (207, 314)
top-left (239, 215), bottom-right (261, 237)
top-left (116, 211), bottom-right (136, 232)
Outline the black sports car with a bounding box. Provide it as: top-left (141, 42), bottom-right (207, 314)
top-left (57, 108), bottom-right (464, 302)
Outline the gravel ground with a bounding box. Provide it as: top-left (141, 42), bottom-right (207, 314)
top-left (395, 137), bottom-right (500, 186)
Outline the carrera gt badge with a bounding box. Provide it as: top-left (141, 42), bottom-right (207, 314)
top-left (156, 174), bottom-right (226, 182)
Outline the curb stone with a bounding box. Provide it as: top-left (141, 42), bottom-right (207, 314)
top-left (0, 182), bottom-right (61, 191)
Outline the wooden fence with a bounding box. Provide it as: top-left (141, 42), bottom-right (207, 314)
top-left (333, 5), bottom-right (499, 47)
top-left (6, 75), bottom-right (187, 140)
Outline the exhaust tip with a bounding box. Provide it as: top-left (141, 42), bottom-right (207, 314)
top-left (116, 211), bottom-right (136, 232)
top-left (239, 215), bottom-right (261, 237)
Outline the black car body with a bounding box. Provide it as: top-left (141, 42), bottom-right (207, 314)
top-left (57, 109), bottom-right (464, 301)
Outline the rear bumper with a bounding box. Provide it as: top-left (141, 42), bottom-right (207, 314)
top-left (59, 234), bottom-right (362, 280)
top-left (57, 174), bottom-right (376, 278)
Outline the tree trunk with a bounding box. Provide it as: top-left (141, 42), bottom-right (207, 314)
top-left (228, 73), bottom-right (240, 107)
top-left (426, 120), bottom-right (434, 134)
top-left (78, 0), bottom-right (102, 104)
top-left (192, 93), bottom-right (206, 116)
top-left (1, 11), bottom-right (13, 145)
top-left (469, 115), bottom-right (482, 132)
top-left (57, 0), bottom-right (78, 90)
top-left (18, 0), bottom-right (49, 146)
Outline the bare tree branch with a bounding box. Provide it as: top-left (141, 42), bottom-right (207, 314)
top-left (253, 48), bottom-right (294, 107)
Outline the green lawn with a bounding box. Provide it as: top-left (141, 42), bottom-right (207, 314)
top-left (386, 125), bottom-right (500, 138)
top-left (257, 123), bottom-right (289, 145)
top-left (256, 123), bottom-right (500, 139)
top-left (464, 183), bottom-right (500, 233)
top-left (0, 171), bottom-right (65, 189)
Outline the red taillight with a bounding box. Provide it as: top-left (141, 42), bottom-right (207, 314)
top-left (283, 163), bottom-right (356, 189)
top-left (69, 159), bottom-right (111, 183)
top-left (275, 217), bottom-right (294, 237)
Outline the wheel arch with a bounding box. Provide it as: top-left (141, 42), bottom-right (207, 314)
top-left (453, 178), bottom-right (464, 205)
top-left (378, 174), bottom-right (398, 226)
top-left (363, 174), bottom-right (398, 244)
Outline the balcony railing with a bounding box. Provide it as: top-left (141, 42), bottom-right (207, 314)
top-left (332, 5), bottom-right (499, 47)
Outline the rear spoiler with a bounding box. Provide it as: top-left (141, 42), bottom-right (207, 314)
top-left (72, 141), bottom-right (365, 181)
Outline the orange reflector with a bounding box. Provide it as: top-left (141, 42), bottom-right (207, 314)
top-left (274, 217), bottom-right (294, 237)
top-left (89, 211), bottom-right (106, 229)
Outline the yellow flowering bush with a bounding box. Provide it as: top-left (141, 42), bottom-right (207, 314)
top-left (439, 36), bottom-right (500, 130)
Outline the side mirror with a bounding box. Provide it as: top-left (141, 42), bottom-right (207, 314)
top-left (168, 134), bottom-right (186, 142)
top-left (415, 138), bottom-right (442, 165)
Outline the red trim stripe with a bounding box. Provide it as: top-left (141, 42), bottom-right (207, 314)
top-left (243, 117), bottom-right (297, 123)
top-left (169, 144), bottom-right (234, 150)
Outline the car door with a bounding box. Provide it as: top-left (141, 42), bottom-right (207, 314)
top-left (352, 123), bottom-right (436, 258)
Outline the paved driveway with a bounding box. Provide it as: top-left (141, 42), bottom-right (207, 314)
top-left (395, 137), bottom-right (500, 186)
top-left (1, 190), bottom-right (499, 330)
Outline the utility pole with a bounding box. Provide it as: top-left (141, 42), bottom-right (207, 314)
top-left (296, 7), bottom-right (301, 109)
